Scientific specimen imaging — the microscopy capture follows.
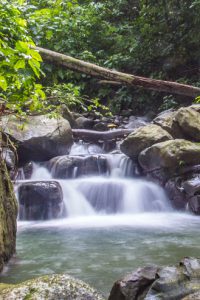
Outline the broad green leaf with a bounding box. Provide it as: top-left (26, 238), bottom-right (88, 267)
top-left (0, 75), bottom-right (7, 91)
top-left (28, 49), bottom-right (43, 62)
top-left (14, 59), bottom-right (25, 70)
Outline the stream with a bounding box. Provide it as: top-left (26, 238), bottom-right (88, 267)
top-left (1, 139), bottom-right (200, 297)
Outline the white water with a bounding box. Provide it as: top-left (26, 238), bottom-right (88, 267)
top-left (5, 140), bottom-right (200, 296)
top-left (17, 151), bottom-right (172, 220)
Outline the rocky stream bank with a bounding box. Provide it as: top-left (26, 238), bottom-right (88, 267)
top-left (1, 104), bottom-right (200, 299)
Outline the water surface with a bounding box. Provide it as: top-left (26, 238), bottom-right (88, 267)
top-left (1, 212), bottom-right (200, 297)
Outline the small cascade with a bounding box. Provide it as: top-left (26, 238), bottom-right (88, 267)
top-left (16, 130), bottom-right (173, 221)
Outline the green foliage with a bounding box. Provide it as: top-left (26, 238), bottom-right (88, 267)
top-left (1, 0), bottom-right (200, 116)
top-left (0, 0), bottom-right (46, 115)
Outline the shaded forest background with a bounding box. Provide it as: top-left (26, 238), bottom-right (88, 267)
top-left (1, 0), bottom-right (200, 116)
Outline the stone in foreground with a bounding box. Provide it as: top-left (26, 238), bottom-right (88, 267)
top-left (18, 181), bottom-right (63, 220)
top-left (108, 257), bottom-right (200, 300)
top-left (0, 274), bottom-right (105, 300)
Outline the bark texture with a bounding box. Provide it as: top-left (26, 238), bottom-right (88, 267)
top-left (34, 46), bottom-right (200, 97)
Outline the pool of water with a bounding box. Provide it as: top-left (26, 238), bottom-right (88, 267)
top-left (1, 212), bottom-right (200, 297)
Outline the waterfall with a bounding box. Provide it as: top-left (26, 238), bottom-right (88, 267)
top-left (16, 137), bottom-right (172, 221)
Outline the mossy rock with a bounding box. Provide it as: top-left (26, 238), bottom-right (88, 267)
top-left (0, 158), bottom-right (17, 273)
top-left (0, 274), bottom-right (105, 300)
top-left (139, 139), bottom-right (200, 172)
top-left (120, 124), bottom-right (173, 159)
top-left (175, 106), bottom-right (200, 142)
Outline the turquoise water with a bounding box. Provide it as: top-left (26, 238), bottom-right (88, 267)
top-left (1, 213), bottom-right (200, 297)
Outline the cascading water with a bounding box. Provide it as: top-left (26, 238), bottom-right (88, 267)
top-left (16, 139), bottom-right (172, 220)
top-left (3, 133), bottom-right (200, 297)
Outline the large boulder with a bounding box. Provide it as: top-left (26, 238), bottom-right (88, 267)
top-left (0, 160), bottom-right (17, 273)
top-left (18, 181), bottom-right (63, 220)
top-left (175, 106), bottom-right (200, 141)
top-left (1, 115), bottom-right (73, 163)
top-left (120, 124), bottom-right (173, 159)
top-left (45, 155), bottom-right (108, 178)
top-left (108, 266), bottom-right (158, 300)
top-left (153, 109), bottom-right (184, 138)
top-left (139, 139), bottom-right (200, 172)
top-left (0, 274), bottom-right (105, 300)
top-left (108, 257), bottom-right (200, 300)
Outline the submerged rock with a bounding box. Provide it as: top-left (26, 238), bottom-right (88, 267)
top-left (1, 115), bottom-right (73, 164)
top-left (0, 160), bottom-right (17, 273)
top-left (120, 124), bottom-right (172, 158)
top-left (18, 181), bottom-right (63, 220)
top-left (0, 274), bottom-right (105, 300)
top-left (108, 257), bottom-right (200, 300)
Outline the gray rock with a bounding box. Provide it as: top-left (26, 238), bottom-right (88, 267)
top-left (125, 116), bottom-right (148, 130)
top-left (175, 106), bottom-right (200, 141)
top-left (2, 148), bottom-right (15, 170)
top-left (108, 257), bottom-right (200, 300)
top-left (76, 116), bottom-right (95, 129)
top-left (0, 274), bottom-right (105, 300)
top-left (108, 266), bottom-right (158, 300)
top-left (93, 122), bottom-right (108, 131)
top-left (46, 155), bottom-right (108, 179)
top-left (165, 177), bottom-right (187, 209)
top-left (153, 109), bottom-right (184, 138)
top-left (1, 115), bottom-right (72, 163)
top-left (120, 124), bottom-right (173, 159)
top-left (183, 177), bottom-right (200, 196)
top-left (188, 195), bottom-right (200, 215)
top-left (18, 181), bottom-right (63, 220)
top-left (139, 139), bottom-right (200, 172)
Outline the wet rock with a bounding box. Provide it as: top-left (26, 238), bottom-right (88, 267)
top-left (153, 109), bottom-right (184, 138)
top-left (108, 266), bottom-right (158, 300)
top-left (188, 195), bottom-right (200, 214)
top-left (0, 274), bottom-right (105, 300)
top-left (93, 122), bottom-right (108, 131)
top-left (1, 115), bottom-right (72, 164)
top-left (165, 177), bottom-right (187, 209)
top-left (76, 116), bottom-right (95, 129)
top-left (18, 181), bottom-right (63, 220)
top-left (183, 176), bottom-right (200, 196)
top-left (2, 148), bottom-right (15, 170)
top-left (46, 155), bottom-right (108, 179)
top-left (175, 106), bottom-right (200, 141)
top-left (108, 257), bottom-right (200, 300)
top-left (139, 139), bottom-right (200, 172)
top-left (0, 160), bottom-right (17, 273)
top-left (125, 116), bottom-right (148, 130)
top-left (146, 257), bottom-right (200, 300)
top-left (120, 124), bottom-right (173, 159)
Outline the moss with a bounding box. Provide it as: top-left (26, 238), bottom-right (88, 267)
top-left (0, 156), bottom-right (18, 272)
top-left (23, 288), bottom-right (38, 300)
top-left (0, 283), bottom-right (14, 291)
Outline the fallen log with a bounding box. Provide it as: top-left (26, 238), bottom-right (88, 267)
top-left (72, 129), bottom-right (133, 142)
top-left (34, 46), bottom-right (200, 97)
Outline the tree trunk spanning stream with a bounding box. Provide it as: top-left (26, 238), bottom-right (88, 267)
top-left (34, 46), bottom-right (200, 97)
top-left (72, 129), bottom-right (133, 142)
